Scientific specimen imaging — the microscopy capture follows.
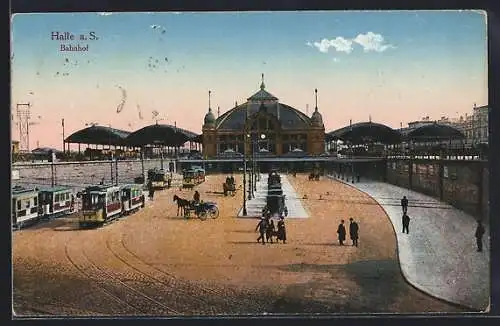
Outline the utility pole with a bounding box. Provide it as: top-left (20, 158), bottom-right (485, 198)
top-left (16, 102), bottom-right (31, 152)
top-left (62, 118), bottom-right (65, 154)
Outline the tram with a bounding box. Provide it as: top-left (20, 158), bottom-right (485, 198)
top-left (182, 169), bottom-right (197, 189)
top-left (121, 184), bottom-right (145, 215)
top-left (147, 168), bottom-right (172, 190)
top-left (12, 186), bottom-right (40, 229)
top-left (38, 186), bottom-right (75, 218)
top-left (79, 185), bottom-right (122, 227)
top-left (192, 166), bottom-right (206, 183)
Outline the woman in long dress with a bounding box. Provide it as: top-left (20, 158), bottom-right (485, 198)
top-left (277, 216), bottom-right (287, 244)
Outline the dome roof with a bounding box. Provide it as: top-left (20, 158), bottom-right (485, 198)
top-left (216, 102), bottom-right (312, 131)
top-left (311, 107), bottom-right (323, 127)
top-left (204, 108), bottom-right (216, 127)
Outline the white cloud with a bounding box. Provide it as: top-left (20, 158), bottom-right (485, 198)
top-left (97, 12), bottom-right (113, 16)
top-left (308, 31), bottom-right (395, 55)
top-left (313, 37), bottom-right (353, 54)
top-left (332, 57), bottom-right (340, 63)
top-left (353, 32), bottom-right (395, 52)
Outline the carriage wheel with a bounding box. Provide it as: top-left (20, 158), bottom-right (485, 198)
top-left (199, 211), bottom-right (208, 221)
top-left (209, 207), bottom-right (219, 219)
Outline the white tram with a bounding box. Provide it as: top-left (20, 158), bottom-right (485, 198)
top-left (38, 186), bottom-right (75, 218)
top-left (12, 186), bottom-right (40, 228)
top-left (80, 185), bottom-right (122, 227)
top-left (121, 184), bottom-right (145, 215)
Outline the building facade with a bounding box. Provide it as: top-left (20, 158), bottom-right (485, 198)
top-left (463, 104), bottom-right (488, 145)
top-left (202, 77), bottom-right (325, 158)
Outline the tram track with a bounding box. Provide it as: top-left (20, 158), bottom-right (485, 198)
top-left (117, 233), bottom-right (268, 314)
top-left (104, 235), bottom-right (220, 314)
top-left (63, 235), bottom-right (180, 316)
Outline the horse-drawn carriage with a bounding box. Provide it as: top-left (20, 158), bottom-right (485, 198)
top-left (223, 175), bottom-right (236, 196)
top-left (173, 195), bottom-right (219, 220)
top-left (308, 168), bottom-right (321, 181)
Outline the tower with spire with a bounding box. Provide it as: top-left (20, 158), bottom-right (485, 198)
top-left (202, 90), bottom-right (217, 157)
top-left (311, 88), bottom-right (324, 128)
top-left (308, 88), bottom-right (325, 154)
top-left (203, 90), bottom-right (216, 129)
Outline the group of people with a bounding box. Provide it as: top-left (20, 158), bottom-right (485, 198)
top-left (401, 195), bottom-right (485, 252)
top-left (255, 214), bottom-right (287, 245)
top-left (336, 218), bottom-right (359, 246)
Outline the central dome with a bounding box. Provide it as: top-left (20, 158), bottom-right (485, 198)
top-left (216, 102), bottom-right (312, 130)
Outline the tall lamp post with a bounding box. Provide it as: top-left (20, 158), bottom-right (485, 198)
top-left (242, 113), bottom-right (249, 216)
top-left (242, 141), bottom-right (247, 216)
top-left (248, 132), bottom-right (253, 200)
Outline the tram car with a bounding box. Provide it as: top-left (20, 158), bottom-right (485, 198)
top-left (12, 186), bottom-right (40, 229)
top-left (121, 184), bottom-right (145, 214)
top-left (79, 185), bottom-right (122, 227)
top-left (192, 166), bottom-right (206, 183)
top-left (38, 186), bottom-right (75, 218)
top-left (182, 169), bottom-right (197, 189)
top-left (147, 168), bottom-right (172, 190)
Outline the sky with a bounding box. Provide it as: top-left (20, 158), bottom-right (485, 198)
top-left (11, 10), bottom-right (488, 150)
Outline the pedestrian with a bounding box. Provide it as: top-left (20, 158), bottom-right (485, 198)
top-left (349, 218), bottom-right (359, 247)
top-left (475, 220), bottom-right (485, 252)
top-left (277, 216), bottom-right (287, 244)
top-left (402, 213), bottom-right (410, 234)
top-left (255, 216), bottom-right (268, 245)
top-left (266, 218), bottom-right (276, 243)
top-left (337, 220), bottom-right (346, 246)
top-left (401, 196), bottom-right (409, 214)
top-left (148, 179), bottom-right (155, 200)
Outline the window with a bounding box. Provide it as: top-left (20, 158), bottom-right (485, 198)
top-left (17, 200), bottom-right (21, 211)
top-left (34, 197), bottom-right (38, 206)
top-left (25, 199), bottom-right (30, 208)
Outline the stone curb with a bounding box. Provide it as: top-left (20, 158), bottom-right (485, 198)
top-left (326, 175), bottom-right (478, 312)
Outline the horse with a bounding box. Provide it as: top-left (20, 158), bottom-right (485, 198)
top-left (173, 194), bottom-right (190, 216)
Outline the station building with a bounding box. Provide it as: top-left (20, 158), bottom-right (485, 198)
top-left (201, 75), bottom-right (325, 158)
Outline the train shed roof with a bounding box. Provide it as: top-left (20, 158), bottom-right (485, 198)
top-left (65, 125), bottom-right (131, 146)
top-left (326, 121), bottom-right (402, 144)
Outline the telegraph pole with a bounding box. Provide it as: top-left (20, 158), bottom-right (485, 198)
top-left (62, 118), bottom-right (65, 154)
top-left (16, 102), bottom-right (31, 152)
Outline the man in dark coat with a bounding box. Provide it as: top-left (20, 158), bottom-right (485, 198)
top-left (475, 220), bottom-right (485, 252)
top-left (255, 217), bottom-right (268, 245)
top-left (349, 218), bottom-right (359, 247)
top-left (148, 180), bottom-right (155, 200)
top-left (402, 213), bottom-right (410, 234)
top-left (401, 196), bottom-right (409, 214)
top-left (337, 220), bottom-right (346, 246)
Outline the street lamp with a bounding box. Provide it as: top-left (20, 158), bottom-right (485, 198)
top-left (242, 146), bottom-right (247, 215)
top-left (246, 133), bottom-right (254, 200)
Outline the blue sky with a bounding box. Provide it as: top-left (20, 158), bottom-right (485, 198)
top-left (11, 11), bottom-right (487, 149)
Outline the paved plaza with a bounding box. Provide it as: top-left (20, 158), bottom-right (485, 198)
top-left (329, 175), bottom-right (490, 311)
top-left (238, 173), bottom-right (308, 218)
